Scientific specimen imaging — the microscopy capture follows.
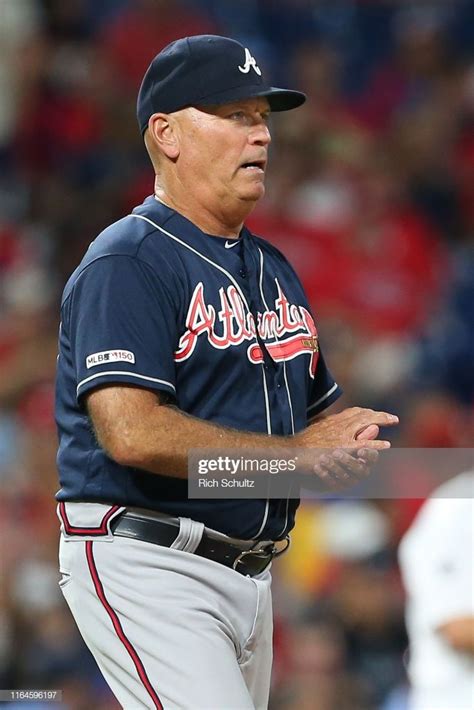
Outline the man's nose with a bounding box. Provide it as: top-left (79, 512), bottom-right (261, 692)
top-left (250, 123), bottom-right (272, 147)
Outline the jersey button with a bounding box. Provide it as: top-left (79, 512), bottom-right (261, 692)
top-left (239, 268), bottom-right (247, 278)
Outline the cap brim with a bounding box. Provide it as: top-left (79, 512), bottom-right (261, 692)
top-left (260, 87), bottom-right (307, 112)
top-left (196, 84), bottom-right (306, 112)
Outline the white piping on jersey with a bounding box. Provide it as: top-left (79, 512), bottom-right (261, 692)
top-left (307, 382), bottom-right (338, 413)
top-left (258, 248), bottom-right (294, 538)
top-left (260, 366), bottom-right (272, 435)
top-left (77, 371), bottom-right (176, 396)
top-left (131, 213), bottom-right (275, 541)
top-left (130, 214), bottom-right (251, 311)
top-left (254, 366), bottom-right (271, 538)
top-left (258, 250), bottom-right (295, 436)
top-left (254, 498), bottom-right (270, 539)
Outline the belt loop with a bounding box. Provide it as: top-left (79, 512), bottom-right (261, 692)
top-left (171, 517), bottom-right (204, 553)
top-left (184, 519), bottom-right (205, 554)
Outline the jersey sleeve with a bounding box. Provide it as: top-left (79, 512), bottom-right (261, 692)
top-left (65, 254), bottom-right (179, 403)
top-left (307, 349), bottom-right (342, 420)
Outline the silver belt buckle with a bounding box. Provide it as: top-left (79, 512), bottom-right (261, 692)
top-left (232, 535), bottom-right (291, 571)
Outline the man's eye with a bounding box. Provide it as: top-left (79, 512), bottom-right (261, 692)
top-left (229, 112), bottom-right (245, 120)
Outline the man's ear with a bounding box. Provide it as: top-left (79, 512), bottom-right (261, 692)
top-left (148, 113), bottom-right (180, 160)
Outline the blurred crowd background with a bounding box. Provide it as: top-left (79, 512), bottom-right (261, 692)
top-left (0, 0), bottom-right (473, 708)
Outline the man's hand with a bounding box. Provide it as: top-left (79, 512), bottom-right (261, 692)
top-left (299, 407), bottom-right (399, 450)
top-left (297, 407), bottom-right (398, 490)
top-left (312, 447), bottom-right (379, 491)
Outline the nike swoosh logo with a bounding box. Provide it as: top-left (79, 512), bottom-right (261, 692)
top-left (225, 240), bottom-right (240, 249)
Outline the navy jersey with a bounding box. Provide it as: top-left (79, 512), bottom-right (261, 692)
top-left (55, 196), bottom-right (341, 539)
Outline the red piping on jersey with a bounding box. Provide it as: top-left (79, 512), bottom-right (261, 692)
top-left (85, 541), bottom-right (164, 710)
top-left (59, 501), bottom-right (121, 535)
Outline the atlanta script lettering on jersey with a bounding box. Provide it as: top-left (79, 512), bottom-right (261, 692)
top-left (175, 280), bottom-right (319, 376)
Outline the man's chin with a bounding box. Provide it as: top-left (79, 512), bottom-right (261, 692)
top-left (240, 184), bottom-right (265, 203)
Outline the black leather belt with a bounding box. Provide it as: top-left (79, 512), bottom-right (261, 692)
top-left (110, 512), bottom-right (290, 577)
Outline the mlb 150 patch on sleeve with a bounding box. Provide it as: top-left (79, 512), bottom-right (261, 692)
top-left (86, 350), bottom-right (135, 368)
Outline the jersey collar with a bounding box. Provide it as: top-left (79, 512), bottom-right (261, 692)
top-left (133, 195), bottom-right (252, 248)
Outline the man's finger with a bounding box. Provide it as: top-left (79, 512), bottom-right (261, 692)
top-left (356, 448), bottom-right (379, 465)
top-left (354, 438), bottom-right (391, 450)
top-left (356, 424), bottom-right (379, 440)
top-left (332, 450), bottom-right (364, 475)
top-left (354, 413), bottom-right (399, 438)
top-left (313, 464), bottom-right (348, 490)
top-left (333, 451), bottom-right (374, 482)
top-left (376, 412), bottom-right (399, 425)
top-left (319, 458), bottom-right (351, 482)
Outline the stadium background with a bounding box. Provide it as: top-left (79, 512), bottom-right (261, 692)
top-left (0, 0), bottom-right (472, 708)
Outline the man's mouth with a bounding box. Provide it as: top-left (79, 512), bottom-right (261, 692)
top-left (240, 159), bottom-right (266, 173)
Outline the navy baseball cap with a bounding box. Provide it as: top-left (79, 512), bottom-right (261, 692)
top-left (137, 35), bottom-right (306, 135)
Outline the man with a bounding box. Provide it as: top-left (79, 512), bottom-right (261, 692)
top-left (399, 471), bottom-right (474, 710)
top-left (55, 35), bottom-right (398, 709)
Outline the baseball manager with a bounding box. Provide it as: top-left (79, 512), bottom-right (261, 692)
top-left (55, 35), bottom-right (399, 709)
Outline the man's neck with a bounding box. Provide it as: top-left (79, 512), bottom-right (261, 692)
top-left (154, 188), bottom-right (254, 239)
